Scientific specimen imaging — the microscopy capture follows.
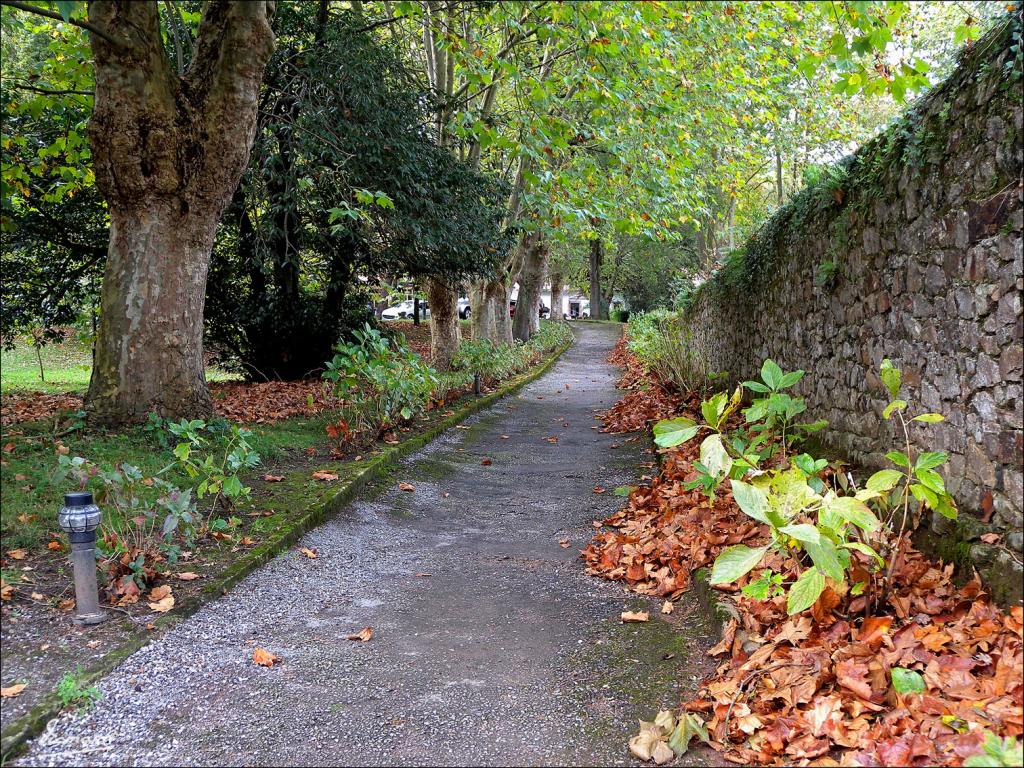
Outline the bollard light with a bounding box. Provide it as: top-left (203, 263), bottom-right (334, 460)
top-left (473, 372), bottom-right (482, 396)
top-left (57, 491), bottom-right (107, 625)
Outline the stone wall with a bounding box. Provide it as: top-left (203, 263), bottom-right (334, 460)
top-left (677, 19), bottom-right (1023, 599)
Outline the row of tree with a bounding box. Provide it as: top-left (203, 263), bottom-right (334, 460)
top-left (1, 0), bottom-right (993, 426)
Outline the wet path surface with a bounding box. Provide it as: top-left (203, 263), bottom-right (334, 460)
top-left (17, 324), bottom-right (718, 767)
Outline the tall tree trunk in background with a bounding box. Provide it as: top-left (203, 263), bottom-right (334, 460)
top-left (487, 280), bottom-right (512, 344)
top-left (426, 276), bottom-right (461, 370)
top-left (512, 233), bottom-right (546, 341)
top-left (468, 280), bottom-right (492, 341)
top-left (84, 1), bottom-right (275, 426)
top-left (588, 237), bottom-right (605, 320)
top-left (549, 268), bottom-right (564, 322)
top-left (529, 241), bottom-right (548, 336)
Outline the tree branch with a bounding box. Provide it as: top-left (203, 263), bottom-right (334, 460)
top-left (2, 80), bottom-right (93, 96)
top-left (0, 0), bottom-right (128, 48)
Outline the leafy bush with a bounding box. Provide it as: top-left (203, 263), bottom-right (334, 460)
top-left (323, 324), bottom-right (438, 439)
top-left (453, 320), bottom-right (574, 384)
top-left (610, 308), bottom-right (630, 322)
top-left (653, 359), bottom-right (957, 616)
top-left (53, 417), bottom-right (261, 598)
top-left (626, 310), bottom-right (709, 393)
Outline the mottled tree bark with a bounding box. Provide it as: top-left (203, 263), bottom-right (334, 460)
top-left (84, 1), bottom-right (275, 426)
top-left (468, 279), bottom-right (492, 341)
top-left (487, 280), bottom-right (512, 345)
top-left (549, 268), bottom-right (564, 323)
top-left (513, 233), bottom-right (546, 341)
top-left (426, 276), bottom-right (461, 370)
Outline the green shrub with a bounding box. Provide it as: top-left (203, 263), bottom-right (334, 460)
top-left (323, 324), bottom-right (438, 438)
top-left (654, 359), bottom-right (957, 616)
top-left (626, 310), bottom-right (709, 393)
top-left (453, 321), bottom-right (573, 384)
top-left (610, 308), bottom-right (630, 323)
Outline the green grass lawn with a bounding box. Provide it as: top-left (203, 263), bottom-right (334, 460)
top-left (0, 413), bottom-right (332, 552)
top-left (1, 339), bottom-right (239, 395)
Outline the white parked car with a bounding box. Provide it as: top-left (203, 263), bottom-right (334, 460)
top-left (381, 300), bottom-right (429, 320)
top-left (458, 297), bottom-right (471, 319)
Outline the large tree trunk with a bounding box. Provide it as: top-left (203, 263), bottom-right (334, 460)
top-left (588, 237), bottom-right (605, 320)
top-left (488, 280), bottom-right (513, 345)
top-left (426, 276), bottom-right (461, 370)
top-left (84, 1), bottom-right (275, 426)
top-left (468, 279), bottom-right (492, 342)
top-left (512, 233), bottom-right (546, 341)
top-left (549, 268), bottom-right (564, 323)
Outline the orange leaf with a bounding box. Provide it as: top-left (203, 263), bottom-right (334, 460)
top-left (252, 647), bottom-right (281, 667)
top-left (398, 482), bottom-right (416, 492)
top-left (176, 572), bottom-right (201, 581)
top-left (311, 470), bottom-right (338, 481)
top-left (480, 458), bottom-right (492, 466)
top-left (1, 683), bottom-right (27, 698)
top-left (46, 541), bottom-right (64, 552)
top-left (262, 474), bottom-right (285, 482)
top-left (299, 547), bottom-right (318, 559)
top-left (6, 549), bottom-right (27, 560)
top-left (346, 626), bottom-right (373, 642)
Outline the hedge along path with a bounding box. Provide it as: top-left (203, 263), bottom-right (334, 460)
top-left (12, 324), bottom-right (722, 767)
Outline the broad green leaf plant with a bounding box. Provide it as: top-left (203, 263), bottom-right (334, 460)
top-left (652, 359), bottom-right (957, 616)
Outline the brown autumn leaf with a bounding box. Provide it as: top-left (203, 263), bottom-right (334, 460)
top-left (398, 482), bottom-right (416, 492)
top-left (1, 683), bottom-right (27, 698)
top-left (240, 536), bottom-right (256, 546)
top-left (299, 547), bottom-right (318, 559)
top-left (46, 540), bottom-right (64, 552)
top-left (311, 470), bottom-right (338, 481)
top-left (176, 572), bottom-right (201, 581)
top-left (252, 647), bottom-right (281, 667)
top-left (480, 458), bottom-right (492, 466)
top-left (0, 580), bottom-right (12, 601)
top-left (149, 596), bottom-right (174, 613)
top-left (592, 485), bottom-right (606, 494)
top-left (55, 443), bottom-right (69, 455)
top-left (415, 572), bottom-right (432, 577)
top-left (262, 474), bottom-right (285, 482)
top-left (58, 598), bottom-right (75, 611)
top-left (2, 442), bottom-right (15, 453)
top-left (621, 611), bottom-right (650, 623)
top-left (346, 626), bottom-right (373, 642)
top-left (7, 549), bottom-right (27, 560)
top-left (661, 600), bottom-right (674, 615)
top-left (30, 591), bottom-right (44, 601)
top-left (559, 538), bottom-right (571, 548)
top-left (544, 436), bottom-right (559, 443)
top-left (14, 473), bottom-right (26, 481)
top-left (979, 532), bottom-right (1001, 544)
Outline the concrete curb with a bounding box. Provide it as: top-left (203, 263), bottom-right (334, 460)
top-left (0, 336), bottom-right (575, 762)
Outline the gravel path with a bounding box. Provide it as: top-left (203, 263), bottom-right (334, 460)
top-left (15, 324), bottom-right (718, 767)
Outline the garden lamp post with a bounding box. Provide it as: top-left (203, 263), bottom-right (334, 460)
top-left (57, 491), bottom-right (107, 625)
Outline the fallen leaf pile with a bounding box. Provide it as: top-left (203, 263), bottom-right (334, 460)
top-left (0, 393), bottom-right (84, 426)
top-left (1, 380), bottom-right (342, 427)
top-left (585, 332), bottom-right (1024, 766)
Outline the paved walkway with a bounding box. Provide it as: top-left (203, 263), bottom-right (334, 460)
top-left (17, 324), bottom-right (716, 767)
